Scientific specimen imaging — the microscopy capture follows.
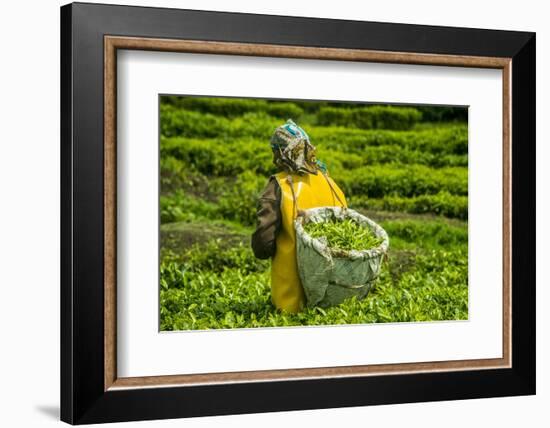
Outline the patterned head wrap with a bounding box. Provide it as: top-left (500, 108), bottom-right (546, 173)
top-left (270, 119), bottom-right (322, 175)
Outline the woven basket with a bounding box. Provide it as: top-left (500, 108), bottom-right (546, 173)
top-left (295, 207), bottom-right (389, 308)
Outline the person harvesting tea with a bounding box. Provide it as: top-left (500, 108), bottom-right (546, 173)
top-left (251, 119), bottom-right (348, 313)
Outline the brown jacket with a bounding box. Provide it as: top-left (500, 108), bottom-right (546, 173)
top-left (251, 176), bottom-right (282, 259)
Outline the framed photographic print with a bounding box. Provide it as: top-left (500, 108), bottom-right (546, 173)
top-left (60, 2), bottom-right (536, 424)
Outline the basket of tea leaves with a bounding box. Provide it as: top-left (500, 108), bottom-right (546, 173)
top-left (295, 207), bottom-right (389, 308)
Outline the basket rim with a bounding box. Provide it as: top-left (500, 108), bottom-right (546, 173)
top-left (295, 206), bottom-right (389, 257)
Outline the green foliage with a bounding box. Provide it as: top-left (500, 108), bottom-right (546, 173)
top-left (216, 171), bottom-right (266, 226)
top-left (160, 238), bottom-right (467, 330)
top-left (161, 96), bottom-right (304, 119)
top-left (351, 192), bottom-right (468, 220)
top-left (157, 95), bottom-right (469, 330)
top-left (309, 125), bottom-right (468, 155)
top-left (379, 218), bottom-right (468, 248)
top-left (160, 107), bottom-right (280, 139)
top-left (170, 239), bottom-right (269, 274)
top-left (336, 165), bottom-right (467, 198)
top-left (317, 105), bottom-right (422, 130)
top-left (161, 136), bottom-right (467, 183)
top-left (416, 106), bottom-right (468, 122)
top-left (322, 145), bottom-right (467, 168)
top-left (160, 106), bottom-right (467, 156)
top-left (160, 190), bottom-right (219, 223)
top-left (160, 173), bottom-right (265, 226)
top-left (161, 137), bottom-right (275, 176)
top-left (265, 102), bottom-right (304, 120)
top-left (304, 218), bottom-right (383, 252)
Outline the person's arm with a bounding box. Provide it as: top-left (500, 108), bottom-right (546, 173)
top-left (251, 176), bottom-right (281, 259)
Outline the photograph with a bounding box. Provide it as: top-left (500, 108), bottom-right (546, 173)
top-left (159, 95), bottom-right (469, 331)
top-left (56, 2), bottom-right (536, 424)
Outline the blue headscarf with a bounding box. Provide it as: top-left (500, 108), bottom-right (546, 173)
top-left (270, 119), bottom-right (325, 175)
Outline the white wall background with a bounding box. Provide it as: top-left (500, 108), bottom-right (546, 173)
top-left (0, 0), bottom-right (545, 426)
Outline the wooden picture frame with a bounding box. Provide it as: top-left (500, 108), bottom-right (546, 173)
top-left (61, 2), bottom-right (535, 424)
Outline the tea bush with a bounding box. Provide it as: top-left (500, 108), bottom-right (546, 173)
top-left (304, 218), bottom-right (383, 251)
top-left (309, 126), bottom-right (468, 155)
top-left (161, 137), bottom-right (467, 177)
top-left (160, 237), bottom-right (467, 330)
top-left (336, 165), bottom-right (467, 198)
top-left (317, 105), bottom-right (422, 130)
top-left (416, 105), bottom-right (468, 122)
top-left (161, 105), bottom-right (468, 156)
top-left (162, 96), bottom-right (304, 119)
top-left (216, 171), bottom-right (267, 226)
top-left (158, 95), bottom-right (469, 329)
top-left (350, 192), bottom-right (468, 220)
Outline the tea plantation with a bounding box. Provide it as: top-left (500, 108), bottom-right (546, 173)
top-left (159, 97), bottom-right (468, 330)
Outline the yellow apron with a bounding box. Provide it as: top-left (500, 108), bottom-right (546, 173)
top-left (271, 171), bottom-right (347, 313)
